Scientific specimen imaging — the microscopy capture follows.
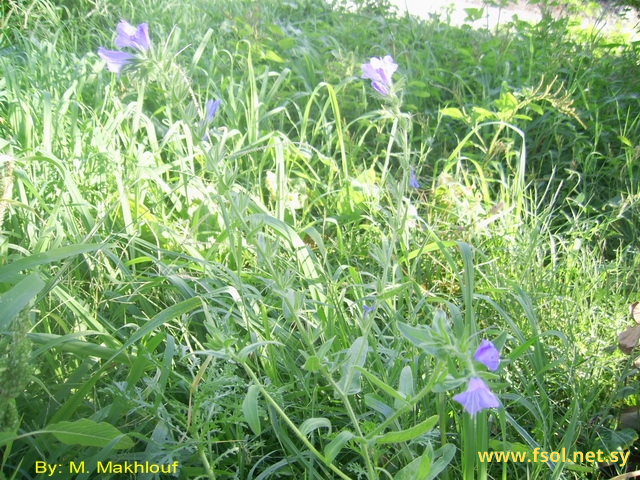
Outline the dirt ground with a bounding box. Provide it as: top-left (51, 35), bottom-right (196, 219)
top-left (385, 0), bottom-right (639, 37)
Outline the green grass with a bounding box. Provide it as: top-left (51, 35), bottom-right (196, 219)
top-left (1, 0), bottom-right (639, 478)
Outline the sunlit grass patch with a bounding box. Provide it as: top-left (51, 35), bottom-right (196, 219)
top-left (0, 0), bottom-right (639, 478)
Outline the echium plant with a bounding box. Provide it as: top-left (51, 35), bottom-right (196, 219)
top-left (359, 55), bottom-right (420, 240)
top-left (398, 307), bottom-right (504, 480)
top-left (399, 316), bottom-right (502, 416)
top-left (361, 55), bottom-right (398, 97)
top-left (98, 20), bottom-right (151, 74)
top-left (359, 52), bottom-right (506, 479)
top-left (96, 20), bottom-right (221, 133)
top-left (360, 56), bottom-right (503, 419)
top-left (454, 340), bottom-right (501, 415)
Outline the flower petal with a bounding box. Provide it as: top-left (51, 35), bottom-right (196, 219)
top-left (409, 168), bottom-right (420, 189)
top-left (114, 20), bottom-right (150, 51)
top-left (361, 61), bottom-right (384, 82)
top-left (474, 339), bottom-right (500, 371)
top-left (205, 99), bottom-right (222, 121)
top-left (379, 55), bottom-right (398, 83)
top-left (453, 377), bottom-right (500, 416)
top-left (97, 47), bottom-right (134, 73)
top-left (371, 80), bottom-right (389, 96)
top-left (361, 55), bottom-right (397, 96)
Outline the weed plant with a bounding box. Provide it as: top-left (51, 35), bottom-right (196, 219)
top-left (1, 0), bottom-right (639, 478)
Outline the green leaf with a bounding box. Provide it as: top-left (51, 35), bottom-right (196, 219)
top-left (243, 384), bottom-right (262, 435)
top-left (594, 427), bottom-right (638, 453)
top-left (464, 7), bottom-right (484, 21)
top-left (246, 213), bottom-right (325, 318)
top-left (51, 297), bottom-right (203, 423)
top-left (45, 419), bottom-right (134, 449)
top-left (337, 336), bottom-right (368, 395)
top-left (263, 50), bottom-right (285, 63)
top-left (278, 37), bottom-right (295, 49)
top-left (238, 341), bottom-right (283, 362)
top-left (563, 462), bottom-right (595, 473)
top-left (299, 417), bottom-right (331, 437)
top-left (351, 168), bottom-right (379, 199)
top-left (376, 282), bottom-right (410, 300)
top-left (375, 415), bottom-right (438, 444)
top-left (430, 375), bottom-right (466, 393)
top-left (528, 103), bottom-right (544, 115)
top-left (29, 332), bottom-right (140, 366)
top-left (397, 365), bottom-right (414, 401)
top-left (0, 274), bottom-right (44, 330)
top-left (266, 23), bottom-right (284, 36)
top-left (397, 322), bottom-right (435, 348)
top-left (619, 135), bottom-right (633, 147)
top-left (495, 91), bottom-right (518, 111)
top-left (355, 367), bottom-right (409, 406)
top-left (324, 430), bottom-right (354, 464)
top-left (395, 447), bottom-right (432, 480)
top-left (472, 106), bottom-right (497, 121)
top-left (0, 431), bottom-right (18, 447)
top-left (402, 241), bottom-right (458, 262)
top-left (365, 393), bottom-right (394, 418)
top-left (439, 107), bottom-right (466, 120)
top-left (488, 439), bottom-right (532, 454)
top-left (427, 443), bottom-right (456, 480)
top-left (191, 28), bottom-right (214, 67)
top-left (303, 355), bottom-right (323, 372)
top-left (0, 244), bottom-right (107, 284)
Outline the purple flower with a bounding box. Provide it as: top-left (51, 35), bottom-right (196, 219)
top-left (453, 377), bottom-right (500, 416)
top-left (114, 20), bottom-right (151, 52)
top-left (474, 339), bottom-right (500, 371)
top-left (409, 168), bottom-right (420, 189)
top-left (363, 304), bottom-right (374, 320)
top-left (361, 55), bottom-right (398, 96)
top-left (205, 99), bottom-right (221, 122)
top-left (97, 47), bottom-right (135, 73)
top-left (202, 99), bottom-right (222, 140)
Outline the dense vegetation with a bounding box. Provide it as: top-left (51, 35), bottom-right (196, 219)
top-left (1, 0), bottom-right (639, 478)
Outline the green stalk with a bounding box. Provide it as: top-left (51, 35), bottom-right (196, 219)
top-left (437, 392), bottom-right (451, 480)
top-left (198, 447), bottom-right (216, 480)
top-left (323, 373), bottom-right (377, 479)
top-left (237, 358), bottom-right (353, 480)
top-left (367, 362), bottom-right (447, 438)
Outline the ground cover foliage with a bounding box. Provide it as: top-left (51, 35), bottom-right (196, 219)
top-left (1, 0), bottom-right (640, 478)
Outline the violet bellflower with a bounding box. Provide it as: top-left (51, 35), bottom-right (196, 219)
top-left (453, 377), bottom-right (500, 416)
top-left (114, 20), bottom-right (151, 52)
top-left (474, 339), bottom-right (500, 371)
top-left (361, 55), bottom-right (398, 96)
top-left (97, 20), bottom-right (150, 74)
top-left (205, 99), bottom-right (221, 122)
top-left (202, 99), bottom-right (222, 141)
top-left (409, 168), bottom-right (420, 189)
top-left (97, 47), bottom-right (135, 74)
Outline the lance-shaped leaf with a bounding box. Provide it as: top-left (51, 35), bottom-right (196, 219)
top-left (45, 419), bottom-right (134, 449)
top-left (336, 336), bottom-right (368, 395)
